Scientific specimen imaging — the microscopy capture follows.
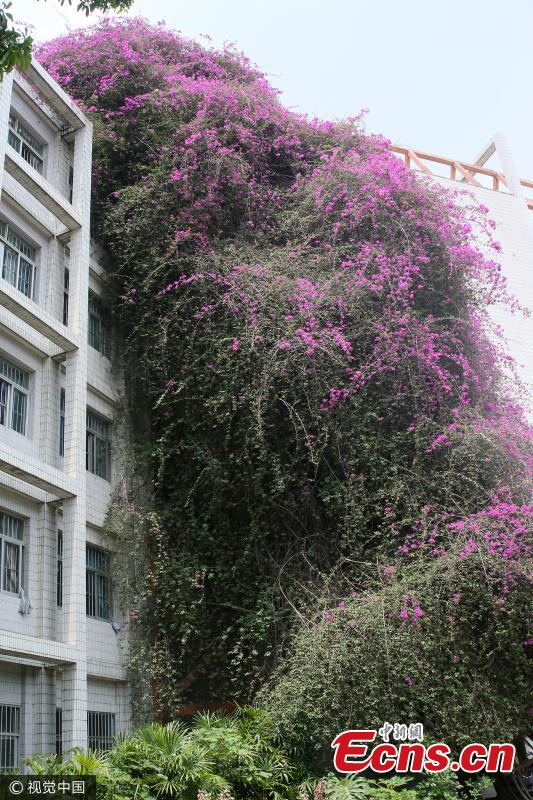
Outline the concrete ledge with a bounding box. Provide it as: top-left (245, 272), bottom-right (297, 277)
top-left (0, 443), bottom-right (78, 498)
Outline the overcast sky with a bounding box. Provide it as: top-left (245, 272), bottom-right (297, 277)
top-left (15, 0), bottom-right (533, 179)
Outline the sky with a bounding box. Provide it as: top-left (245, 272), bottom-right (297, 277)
top-left (13, 0), bottom-right (533, 179)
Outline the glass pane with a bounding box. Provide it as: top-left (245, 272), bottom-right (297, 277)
top-left (11, 389), bottom-right (27, 435)
top-left (17, 258), bottom-right (33, 298)
top-left (7, 128), bottom-right (21, 154)
top-left (2, 245), bottom-right (18, 287)
top-left (95, 438), bottom-right (109, 479)
top-left (3, 542), bottom-right (20, 592)
top-left (0, 512), bottom-right (24, 540)
top-left (59, 388), bottom-right (65, 456)
top-left (97, 573), bottom-right (110, 619)
top-left (17, 120), bottom-right (44, 156)
top-left (0, 381), bottom-right (7, 426)
top-left (0, 357), bottom-right (30, 389)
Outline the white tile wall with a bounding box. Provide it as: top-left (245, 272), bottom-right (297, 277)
top-left (0, 62), bottom-right (130, 766)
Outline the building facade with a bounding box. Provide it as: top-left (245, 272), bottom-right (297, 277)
top-left (0, 61), bottom-right (130, 769)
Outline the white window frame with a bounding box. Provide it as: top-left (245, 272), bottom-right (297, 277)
top-left (0, 219), bottom-right (38, 301)
top-left (0, 704), bottom-right (21, 769)
top-left (0, 356), bottom-right (30, 436)
top-left (0, 510), bottom-right (24, 595)
top-left (8, 110), bottom-right (45, 174)
top-left (86, 410), bottom-right (111, 481)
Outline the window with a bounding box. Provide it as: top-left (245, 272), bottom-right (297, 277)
top-left (0, 220), bottom-right (37, 300)
top-left (0, 511), bottom-right (24, 594)
top-left (88, 291), bottom-right (108, 356)
top-left (0, 705), bottom-right (20, 769)
top-left (8, 111), bottom-right (44, 174)
top-left (57, 530), bottom-right (63, 607)
top-left (55, 708), bottom-right (62, 757)
top-left (87, 711), bottom-right (115, 751)
top-left (68, 166), bottom-right (74, 204)
top-left (86, 411), bottom-right (111, 480)
top-left (0, 356), bottom-right (30, 436)
top-left (86, 545), bottom-right (112, 620)
top-left (59, 388), bottom-right (65, 456)
top-left (63, 268), bottom-right (69, 326)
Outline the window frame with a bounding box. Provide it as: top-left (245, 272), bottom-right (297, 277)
top-left (86, 410), bottom-right (111, 481)
top-left (88, 290), bottom-right (109, 356)
top-left (59, 388), bottom-right (65, 457)
top-left (86, 544), bottom-right (112, 620)
top-left (0, 219), bottom-right (38, 301)
top-left (0, 355), bottom-right (30, 437)
top-left (87, 711), bottom-right (116, 752)
top-left (0, 704), bottom-right (21, 769)
top-left (63, 268), bottom-right (70, 326)
top-left (57, 529), bottom-right (63, 608)
top-left (0, 510), bottom-right (24, 595)
top-left (8, 110), bottom-right (45, 174)
top-left (55, 708), bottom-right (63, 757)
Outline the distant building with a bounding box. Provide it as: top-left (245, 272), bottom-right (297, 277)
top-left (0, 60), bottom-right (130, 768)
top-left (393, 136), bottom-right (533, 392)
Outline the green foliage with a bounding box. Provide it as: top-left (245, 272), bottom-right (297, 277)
top-left (261, 551), bottom-right (532, 758)
top-left (39, 19), bottom-right (532, 765)
top-left (0, 4), bottom-right (32, 77)
top-left (22, 711), bottom-right (481, 800)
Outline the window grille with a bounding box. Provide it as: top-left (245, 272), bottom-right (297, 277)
top-left (88, 291), bottom-right (108, 356)
top-left (0, 704), bottom-right (20, 769)
top-left (0, 356), bottom-right (30, 436)
top-left (59, 388), bottom-right (65, 457)
top-left (87, 711), bottom-right (115, 752)
top-left (0, 510), bottom-right (24, 594)
top-left (57, 530), bottom-right (63, 607)
top-left (0, 220), bottom-right (37, 300)
top-left (86, 545), bottom-right (112, 620)
top-left (55, 708), bottom-right (62, 757)
top-left (8, 111), bottom-right (44, 174)
top-left (63, 268), bottom-right (69, 326)
top-left (86, 411), bottom-right (111, 480)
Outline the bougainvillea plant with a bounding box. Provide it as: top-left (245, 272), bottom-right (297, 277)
top-left (38, 18), bottom-right (531, 758)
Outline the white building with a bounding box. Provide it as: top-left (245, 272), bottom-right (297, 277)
top-left (0, 60), bottom-right (130, 769)
top-left (393, 135), bottom-right (533, 393)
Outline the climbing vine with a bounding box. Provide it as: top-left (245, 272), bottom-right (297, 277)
top-left (39, 18), bottom-right (531, 757)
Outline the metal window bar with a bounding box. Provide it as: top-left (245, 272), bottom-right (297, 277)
top-left (88, 291), bottom-right (108, 355)
top-left (0, 512), bottom-right (24, 541)
top-left (8, 112), bottom-right (44, 174)
top-left (59, 388), bottom-right (65, 456)
top-left (0, 219), bottom-right (37, 300)
top-left (55, 708), bottom-right (62, 757)
top-left (87, 712), bottom-right (115, 752)
top-left (0, 357), bottom-right (30, 390)
top-left (57, 530), bottom-right (63, 607)
top-left (86, 545), bottom-right (111, 619)
top-left (86, 412), bottom-right (111, 480)
top-left (63, 269), bottom-right (69, 326)
top-left (0, 704), bottom-right (20, 769)
top-left (0, 511), bottom-right (24, 595)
